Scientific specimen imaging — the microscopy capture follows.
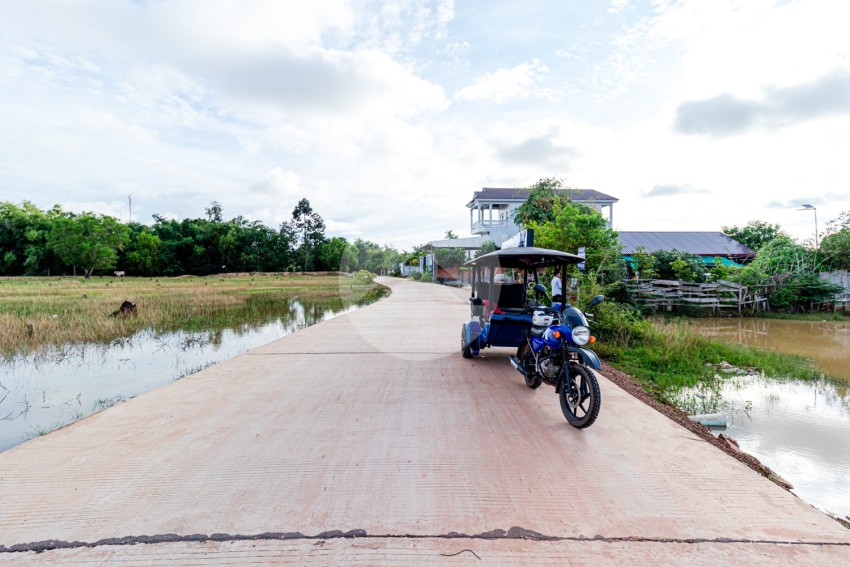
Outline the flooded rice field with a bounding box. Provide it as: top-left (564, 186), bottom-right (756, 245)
top-left (679, 318), bottom-right (850, 520)
top-left (0, 298), bottom-right (367, 452)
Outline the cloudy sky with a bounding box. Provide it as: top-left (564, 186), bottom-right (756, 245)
top-left (2, 0), bottom-right (849, 250)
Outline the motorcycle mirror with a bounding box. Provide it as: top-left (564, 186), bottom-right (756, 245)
top-left (588, 294), bottom-right (604, 309)
top-left (533, 283), bottom-right (547, 295)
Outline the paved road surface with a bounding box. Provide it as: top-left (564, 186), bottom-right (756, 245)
top-left (1, 277), bottom-right (848, 564)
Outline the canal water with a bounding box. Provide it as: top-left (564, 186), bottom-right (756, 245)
top-left (0, 298), bottom-right (368, 453)
top-left (678, 317), bottom-right (850, 521)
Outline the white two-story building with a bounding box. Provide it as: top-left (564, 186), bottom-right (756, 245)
top-left (407, 187), bottom-right (619, 278)
top-left (467, 187), bottom-right (618, 246)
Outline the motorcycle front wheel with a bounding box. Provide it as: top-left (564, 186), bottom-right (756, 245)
top-left (516, 342), bottom-right (541, 389)
top-left (559, 363), bottom-right (601, 429)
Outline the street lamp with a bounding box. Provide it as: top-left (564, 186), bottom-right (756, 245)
top-left (798, 204), bottom-right (818, 249)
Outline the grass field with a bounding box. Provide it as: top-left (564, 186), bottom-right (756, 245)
top-left (0, 273), bottom-right (386, 358)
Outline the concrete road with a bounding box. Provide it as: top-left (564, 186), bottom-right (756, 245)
top-left (1, 277), bottom-right (848, 565)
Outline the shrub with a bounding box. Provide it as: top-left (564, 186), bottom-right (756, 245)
top-left (591, 301), bottom-right (654, 349)
top-left (421, 272), bottom-right (433, 283)
top-left (353, 270), bottom-right (374, 285)
top-left (411, 272), bottom-right (422, 281)
top-left (652, 250), bottom-right (706, 283)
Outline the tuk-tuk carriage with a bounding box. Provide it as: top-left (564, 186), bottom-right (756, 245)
top-left (460, 246), bottom-right (583, 357)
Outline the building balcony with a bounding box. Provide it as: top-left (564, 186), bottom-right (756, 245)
top-left (471, 219), bottom-right (510, 234)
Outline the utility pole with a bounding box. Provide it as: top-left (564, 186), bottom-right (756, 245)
top-left (128, 195), bottom-right (132, 223)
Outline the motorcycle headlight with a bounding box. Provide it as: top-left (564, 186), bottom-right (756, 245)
top-left (571, 325), bottom-right (590, 346)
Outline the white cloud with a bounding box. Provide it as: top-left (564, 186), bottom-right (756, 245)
top-left (608, 0), bottom-right (632, 14)
top-left (454, 59), bottom-right (555, 103)
top-left (496, 130), bottom-right (578, 168)
top-left (77, 110), bottom-right (158, 143)
top-left (643, 184), bottom-right (709, 198)
top-left (674, 70), bottom-right (850, 137)
top-left (649, 0), bottom-right (850, 99)
top-left (209, 47), bottom-right (448, 120)
top-left (252, 168), bottom-right (302, 197)
top-left (2, 1), bottom-right (356, 59)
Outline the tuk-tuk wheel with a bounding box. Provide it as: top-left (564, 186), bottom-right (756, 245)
top-left (461, 324), bottom-right (474, 358)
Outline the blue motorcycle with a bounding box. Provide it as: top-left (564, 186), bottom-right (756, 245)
top-left (510, 285), bottom-right (604, 429)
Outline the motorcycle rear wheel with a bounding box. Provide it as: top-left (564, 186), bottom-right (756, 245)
top-left (559, 363), bottom-right (601, 429)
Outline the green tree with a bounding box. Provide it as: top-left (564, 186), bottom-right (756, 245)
top-left (0, 201), bottom-right (64, 275)
top-left (379, 246), bottom-right (403, 275)
top-left (708, 258), bottom-right (737, 282)
top-left (125, 228), bottom-right (162, 275)
top-left (670, 258), bottom-right (696, 282)
top-left (631, 246), bottom-right (656, 279)
top-left (316, 236), bottom-right (348, 271)
top-left (47, 213), bottom-right (130, 278)
top-left (512, 177), bottom-right (566, 227)
top-left (736, 236), bottom-right (841, 310)
top-left (218, 229), bottom-right (238, 270)
top-left (276, 221), bottom-right (298, 271)
top-left (652, 250), bottom-right (706, 283)
top-left (722, 220), bottom-right (786, 252)
top-left (339, 243), bottom-right (360, 272)
top-left (205, 201), bottom-right (223, 223)
top-left (364, 248), bottom-right (388, 273)
top-left (434, 247), bottom-right (464, 269)
top-left (233, 219), bottom-right (279, 272)
top-left (821, 211), bottom-right (850, 270)
top-left (529, 199), bottom-right (622, 280)
top-left (289, 198), bottom-right (326, 271)
top-left (151, 215), bottom-right (195, 275)
top-left (475, 240), bottom-right (498, 259)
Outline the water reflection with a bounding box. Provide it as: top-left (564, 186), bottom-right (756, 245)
top-left (675, 375), bottom-right (850, 520)
top-left (683, 317), bottom-right (850, 381)
top-left (0, 297), bottom-right (369, 452)
top-left (673, 317), bottom-right (850, 520)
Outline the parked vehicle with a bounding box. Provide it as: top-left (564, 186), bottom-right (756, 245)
top-left (510, 285), bottom-right (604, 428)
top-left (460, 246), bottom-right (604, 428)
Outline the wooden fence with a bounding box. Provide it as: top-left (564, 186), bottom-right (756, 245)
top-left (624, 279), bottom-right (766, 314)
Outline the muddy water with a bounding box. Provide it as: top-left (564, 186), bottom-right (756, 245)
top-left (678, 318), bottom-right (850, 520)
top-left (0, 299), bottom-right (368, 453)
top-left (683, 318), bottom-right (850, 381)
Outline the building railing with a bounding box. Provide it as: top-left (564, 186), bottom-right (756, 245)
top-left (471, 219), bottom-right (510, 232)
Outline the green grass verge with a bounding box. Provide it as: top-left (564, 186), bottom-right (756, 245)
top-left (593, 307), bottom-right (824, 401)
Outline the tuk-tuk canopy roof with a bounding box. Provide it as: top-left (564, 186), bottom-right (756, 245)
top-left (464, 246), bottom-right (583, 269)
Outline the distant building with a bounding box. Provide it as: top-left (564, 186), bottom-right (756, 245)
top-left (618, 231), bottom-right (756, 269)
top-left (408, 186), bottom-right (621, 277)
top-left (468, 187), bottom-right (618, 246)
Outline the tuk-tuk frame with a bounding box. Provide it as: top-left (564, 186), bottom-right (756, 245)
top-left (462, 247), bottom-right (583, 356)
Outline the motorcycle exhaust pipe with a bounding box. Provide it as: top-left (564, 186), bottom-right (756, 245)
top-left (509, 356), bottom-right (528, 376)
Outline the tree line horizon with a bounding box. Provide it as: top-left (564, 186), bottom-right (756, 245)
top-left (2, 179), bottom-right (848, 306)
top-left (0, 198), bottom-right (409, 278)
